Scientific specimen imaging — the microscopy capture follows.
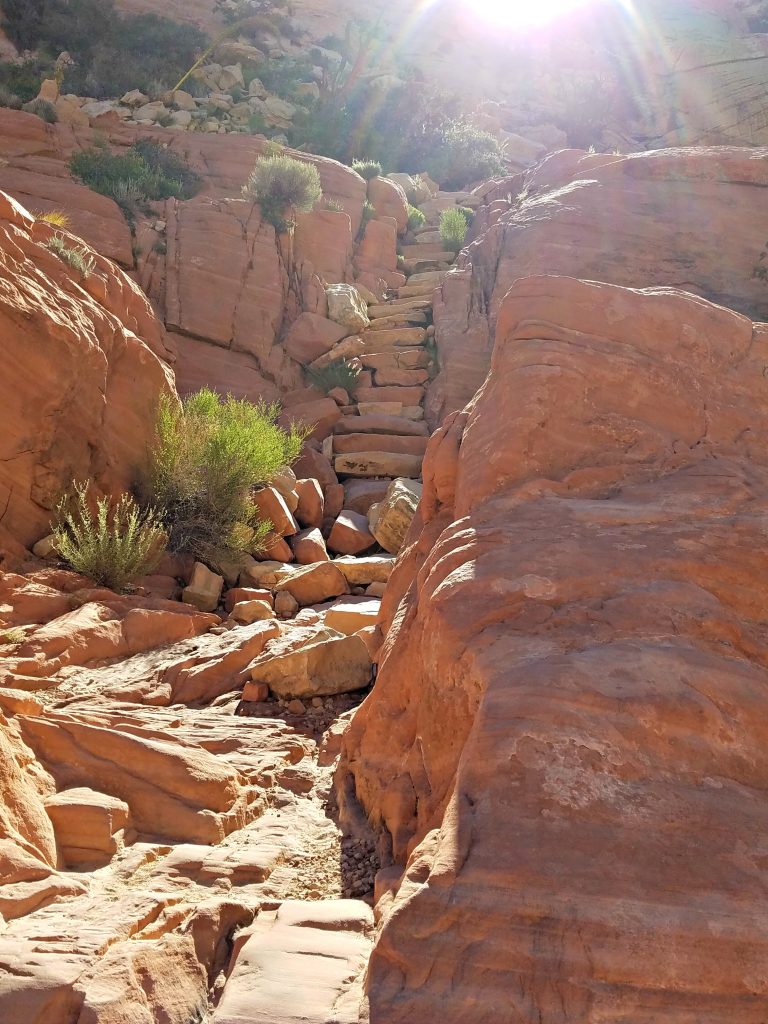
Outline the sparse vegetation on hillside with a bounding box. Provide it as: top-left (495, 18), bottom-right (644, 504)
top-left (70, 139), bottom-right (201, 219)
top-left (244, 152), bottom-right (322, 231)
top-left (22, 97), bottom-right (57, 122)
top-left (146, 389), bottom-right (307, 566)
top-left (0, 0), bottom-right (208, 100)
top-left (407, 204), bottom-right (426, 232)
top-left (53, 484), bottom-right (166, 592)
top-left (46, 233), bottom-right (96, 277)
top-left (439, 208), bottom-right (470, 254)
top-left (352, 159), bottom-right (382, 181)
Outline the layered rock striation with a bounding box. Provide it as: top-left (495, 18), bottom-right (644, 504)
top-left (342, 275), bottom-right (768, 1021)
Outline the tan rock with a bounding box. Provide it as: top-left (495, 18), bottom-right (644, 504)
top-left (335, 414), bottom-right (428, 437)
top-left (290, 527), bottom-right (330, 565)
top-left (274, 591), bottom-right (299, 619)
top-left (327, 511), bottom-right (376, 555)
top-left (273, 562), bottom-right (348, 607)
top-left (31, 534), bottom-right (58, 559)
top-left (223, 587), bottom-right (273, 613)
top-left (368, 176), bottom-right (408, 232)
top-left (270, 465), bottom-right (299, 512)
top-left (183, 563), bottom-right (224, 612)
top-left (325, 597), bottom-right (380, 635)
top-left (326, 283), bottom-right (370, 332)
top-left (369, 478), bottom-right (423, 553)
top-left (45, 788), bottom-right (130, 868)
top-left (335, 452), bottom-right (424, 479)
top-left (334, 433), bottom-right (429, 456)
top-left (229, 599), bottom-right (275, 625)
top-left (246, 626), bottom-right (371, 699)
top-left (334, 555), bottom-right (396, 586)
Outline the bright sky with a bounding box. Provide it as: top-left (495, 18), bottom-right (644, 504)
top-left (460, 0), bottom-right (595, 29)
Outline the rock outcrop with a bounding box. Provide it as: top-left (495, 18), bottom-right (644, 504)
top-left (430, 146), bottom-right (768, 422)
top-left (342, 275), bottom-right (768, 1021)
top-left (0, 190), bottom-right (174, 557)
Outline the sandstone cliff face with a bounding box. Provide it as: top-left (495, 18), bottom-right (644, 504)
top-left (342, 275), bottom-right (768, 1021)
top-left (0, 190), bottom-right (174, 558)
top-left (0, 111), bottom-right (385, 407)
top-left (430, 146), bottom-right (768, 422)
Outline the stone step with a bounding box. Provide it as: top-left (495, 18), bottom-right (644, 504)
top-left (366, 312), bottom-right (428, 330)
top-left (407, 270), bottom-right (447, 287)
top-left (373, 367), bottom-right (430, 387)
top-left (404, 259), bottom-right (453, 276)
top-left (411, 229), bottom-right (442, 244)
top-left (357, 401), bottom-right (423, 421)
top-left (334, 433), bottom-right (430, 456)
top-left (355, 385), bottom-right (425, 405)
top-left (335, 451), bottom-right (424, 479)
top-left (368, 299), bottom-right (432, 319)
top-left (335, 414), bottom-right (428, 437)
top-left (360, 349), bottom-right (430, 372)
top-left (400, 243), bottom-right (455, 259)
top-left (362, 327), bottom-right (427, 348)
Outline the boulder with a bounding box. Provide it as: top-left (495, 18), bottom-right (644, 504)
top-left (183, 563), bottom-right (224, 613)
top-left (326, 284), bottom-right (370, 332)
top-left (324, 483), bottom-right (346, 520)
top-left (274, 591), bottom-right (299, 619)
top-left (343, 479), bottom-right (391, 516)
top-left (245, 626), bottom-right (372, 699)
top-left (367, 176), bottom-right (408, 232)
top-left (229, 600), bottom-right (275, 625)
top-left (270, 466), bottom-right (299, 512)
top-left (334, 555), bottom-right (395, 586)
top-left (273, 562), bottom-right (348, 607)
top-left (290, 528), bottom-right (330, 565)
top-left (224, 587), bottom-right (273, 613)
top-left (252, 486), bottom-right (298, 538)
top-left (295, 478), bottom-right (324, 528)
top-left (328, 511), bottom-right (376, 555)
top-left (325, 598), bottom-right (380, 636)
top-left (44, 788), bottom-right (131, 868)
top-left (283, 312), bottom-right (347, 364)
top-left (368, 478), bottom-right (423, 554)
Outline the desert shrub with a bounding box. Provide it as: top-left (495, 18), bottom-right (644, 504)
top-left (70, 139), bottom-right (201, 218)
top-left (244, 153), bottom-right (322, 230)
top-left (0, 1), bottom-right (208, 100)
top-left (0, 627), bottom-right (25, 646)
top-left (0, 84), bottom-right (21, 109)
top-left (352, 158), bottom-right (382, 180)
top-left (307, 359), bottom-right (361, 395)
top-left (406, 204), bottom-right (426, 232)
top-left (357, 199), bottom-right (375, 240)
top-left (323, 198), bottom-right (344, 213)
top-left (37, 209), bottom-right (71, 227)
top-left (46, 233), bottom-right (96, 277)
top-left (23, 98), bottom-right (58, 123)
top-left (53, 484), bottom-right (165, 592)
top-left (146, 389), bottom-right (307, 565)
top-left (439, 207), bottom-right (470, 254)
top-left (414, 120), bottom-right (503, 189)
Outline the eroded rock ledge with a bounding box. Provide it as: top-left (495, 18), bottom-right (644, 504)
top-left (342, 275), bottom-right (768, 1021)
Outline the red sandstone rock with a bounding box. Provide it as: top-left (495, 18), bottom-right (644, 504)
top-left (327, 511), bottom-right (376, 555)
top-left (367, 176), bottom-right (408, 232)
top-left (252, 486), bottom-right (298, 538)
top-left (282, 312), bottom-right (347, 364)
top-left (290, 527), bottom-right (330, 564)
top-left (342, 275), bottom-right (768, 1021)
top-left (295, 478), bottom-right (325, 528)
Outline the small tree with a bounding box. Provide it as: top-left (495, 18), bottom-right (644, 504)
top-left (53, 484), bottom-right (166, 592)
top-left (243, 152), bottom-right (322, 230)
top-left (147, 389), bottom-right (307, 566)
top-left (439, 207), bottom-right (470, 254)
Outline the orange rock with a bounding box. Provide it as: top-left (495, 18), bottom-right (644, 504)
top-left (327, 511), bottom-right (376, 555)
top-left (324, 483), bottom-right (345, 520)
top-left (290, 528), bottom-right (330, 565)
top-left (344, 276), bottom-right (768, 1021)
top-left (252, 486), bottom-right (298, 538)
top-left (279, 398), bottom-right (341, 442)
top-left (282, 312), bottom-right (348, 365)
top-left (295, 478), bottom-right (325, 528)
top-left (273, 562), bottom-right (348, 607)
top-left (224, 587), bottom-right (274, 613)
top-left (367, 176), bottom-right (408, 232)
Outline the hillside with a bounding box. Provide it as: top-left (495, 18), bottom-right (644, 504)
top-left (1, 1), bottom-right (768, 1022)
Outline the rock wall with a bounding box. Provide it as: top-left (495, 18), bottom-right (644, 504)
top-left (0, 110), bottom-right (394, 408)
top-left (0, 190), bottom-right (175, 558)
top-left (341, 274), bottom-right (768, 1021)
top-left (430, 145), bottom-right (768, 423)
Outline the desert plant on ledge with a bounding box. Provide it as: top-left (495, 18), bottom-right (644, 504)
top-left (439, 207), bottom-right (470, 255)
top-left (352, 158), bottom-right (382, 181)
top-left (46, 234), bottom-right (96, 278)
top-left (244, 152), bottom-right (322, 231)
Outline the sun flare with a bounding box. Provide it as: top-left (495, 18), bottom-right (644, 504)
top-left (461, 0), bottom-right (594, 29)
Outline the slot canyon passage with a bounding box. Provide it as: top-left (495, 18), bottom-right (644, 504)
top-left (1, 0), bottom-right (768, 1020)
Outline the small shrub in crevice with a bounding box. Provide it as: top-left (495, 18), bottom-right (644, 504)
top-left (0, 84), bottom-right (22, 109)
top-left (53, 484), bottom-right (166, 593)
top-left (356, 199), bottom-right (375, 240)
top-left (352, 158), bottom-right (382, 181)
top-left (22, 98), bottom-right (58, 123)
top-left (439, 207), bottom-right (470, 254)
top-left (46, 234), bottom-right (96, 277)
top-left (37, 209), bottom-right (71, 228)
top-left (244, 152), bottom-right (322, 231)
top-left (307, 359), bottom-right (361, 396)
top-left (406, 204), bottom-right (426, 232)
top-left (146, 389), bottom-right (307, 567)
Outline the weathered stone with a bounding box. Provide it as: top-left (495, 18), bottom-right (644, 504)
top-left (44, 788), bottom-right (130, 868)
top-left (327, 511), bottom-right (376, 555)
top-left (334, 555), bottom-right (395, 586)
top-left (183, 563), bottom-right (224, 613)
top-left (326, 284), bottom-right (370, 332)
top-left (283, 312), bottom-right (347, 364)
top-left (295, 478), bottom-right (324, 528)
top-left (335, 452), bottom-right (424, 479)
top-left (325, 598), bottom-right (380, 636)
top-left (246, 626), bottom-right (371, 699)
top-left (369, 478), bottom-right (423, 554)
top-left (290, 527), bottom-right (330, 565)
top-left (273, 562), bottom-right (348, 607)
top-left (274, 591), bottom-right (299, 619)
top-left (229, 600), bottom-right (275, 625)
top-left (252, 486), bottom-right (298, 538)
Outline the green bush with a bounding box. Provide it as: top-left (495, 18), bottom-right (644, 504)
top-left (307, 359), bottom-right (361, 396)
top-left (53, 484), bottom-right (166, 592)
top-left (406, 204), bottom-right (426, 232)
top-left (46, 233), bottom-right (96, 277)
top-left (0, 1), bottom-right (208, 100)
top-left (352, 158), bottom-right (382, 181)
top-left (22, 97), bottom-right (58, 122)
top-left (244, 152), bottom-right (322, 230)
top-left (146, 389), bottom-right (307, 565)
top-left (415, 120), bottom-right (504, 189)
top-left (357, 199), bottom-right (375, 240)
top-left (439, 207), bottom-right (470, 254)
top-left (70, 139), bottom-right (201, 219)
top-left (0, 84), bottom-right (21, 109)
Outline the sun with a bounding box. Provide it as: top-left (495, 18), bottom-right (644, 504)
top-left (461, 0), bottom-right (593, 28)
